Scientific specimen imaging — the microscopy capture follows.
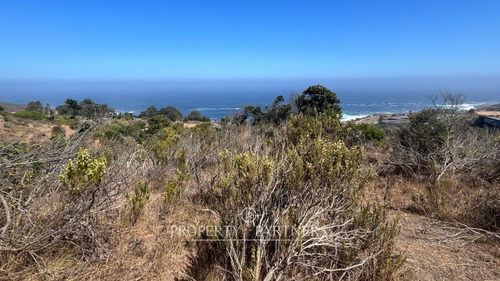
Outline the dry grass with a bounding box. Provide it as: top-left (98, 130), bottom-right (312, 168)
top-left (1, 113), bottom-right (498, 280)
top-left (394, 212), bottom-right (499, 281)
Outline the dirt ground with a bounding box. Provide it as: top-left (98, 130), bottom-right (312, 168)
top-left (0, 115), bottom-right (73, 143)
top-left (394, 211), bottom-right (499, 281)
top-left (477, 111), bottom-right (500, 117)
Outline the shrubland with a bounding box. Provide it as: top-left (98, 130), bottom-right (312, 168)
top-left (380, 93), bottom-right (499, 230)
top-left (0, 87), bottom-right (498, 280)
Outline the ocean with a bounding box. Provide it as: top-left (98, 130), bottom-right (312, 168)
top-left (0, 78), bottom-right (498, 121)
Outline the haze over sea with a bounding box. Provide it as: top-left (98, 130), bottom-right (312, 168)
top-left (0, 77), bottom-right (498, 121)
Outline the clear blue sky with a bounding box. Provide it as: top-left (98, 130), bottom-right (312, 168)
top-left (1, 0), bottom-right (499, 80)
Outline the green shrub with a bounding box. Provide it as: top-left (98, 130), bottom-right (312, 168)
top-left (14, 110), bottom-right (47, 120)
top-left (286, 113), bottom-right (342, 145)
top-left (149, 127), bottom-right (181, 164)
top-left (56, 116), bottom-right (80, 130)
top-left (50, 125), bottom-right (66, 139)
top-left (164, 180), bottom-right (181, 204)
top-left (193, 116), bottom-right (402, 280)
top-left (399, 109), bottom-right (447, 157)
top-left (59, 147), bottom-right (107, 195)
top-left (126, 181), bottom-right (151, 223)
top-left (147, 115), bottom-right (171, 135)
top-left (346, 123), bottom-right (385, 144)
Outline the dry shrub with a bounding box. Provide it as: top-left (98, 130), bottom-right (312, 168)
top-left (1, 115), bottom-right (404, 280)
top-left (188, 115), bottom-right (403, 281)
top-left (380, 94), bottom-right (500, 231)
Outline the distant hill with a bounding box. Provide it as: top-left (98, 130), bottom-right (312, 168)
top-left (481, 103), bottom-right (500, 111)
top-left (0, 102), bottom-right (26, 112)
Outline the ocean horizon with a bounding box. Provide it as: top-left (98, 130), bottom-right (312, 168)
top-left (0, 78), bottom-right (499, 121)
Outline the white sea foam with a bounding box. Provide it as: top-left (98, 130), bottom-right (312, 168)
top-left (341, 114), bottom-right (370, 122)
top-left (194, 107), bottom-right (241, 111)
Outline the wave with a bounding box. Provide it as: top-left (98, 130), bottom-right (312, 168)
top-left (116, 109), bottom-right (136, 114)
top-left (460, 102), bottom-right (485, 110)
top-left (341, 114), bottom-right (370, 122)
top-left (193, 107), bottom-right (241, 111)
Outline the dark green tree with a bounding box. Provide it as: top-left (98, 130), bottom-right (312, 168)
top-left (295, 85), bottom-right (341, 117)
top-left (139, 106), bottom-right (159, 118)
top-left (266, 95), bottom-right (293, 124)
top-left (0, 105), bottom-right (4, 111)
top-left (97, 104), bottom-right (114, 117)
top-left (26, 101), bottom-right (44, 112)
top-left (233, 106), bottom-right (266, 125)
top-left (56, 99), bottom-right (80, 117)
top-left (159, 106), bottom-right (183, 121)
top-left (186, 110), bottom-right (209, 121)
top-left (147, 115), bottom-right (171, 135)
top-left (79, 98), bottom-right (97, 118)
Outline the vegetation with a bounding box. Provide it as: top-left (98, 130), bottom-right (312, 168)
top-left (13, 110), bottom-right (47, 120)
top-left (0, 88), bottom-right (498, 280)
top-left (159, 105), bottom-right (183, 121)
top-left (126, 181), bottom-right (151, 223)
top-left (233, 95), bottom-right (293, 125)
top-left (56, 98), bottom-right (114, 118)
top-left (139, 105), bottom-right (159, 117)
top-left (295, 84), bottom-right (342, 117)
top-left (186, 110), bottom-right (210, 121)
top-left (26, 100), bottom-right (44, 112)
top-left (50, 125), bottom-right (66, 139)
top-left (382, 93), bottom-right (500, 230)
top-left (59, 147), bottom-right (108, 195)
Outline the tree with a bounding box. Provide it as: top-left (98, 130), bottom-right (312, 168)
top-left (266, 95), bottom-right (293, 124)
top-left (159, 106), bottom-right (183, 121)
top-left (0, 105), bottom-right (3, 111)
top-left (97, 104), bottom-right (114, 117)
top-left (79, 98), bottom-right (97, 118)
top-left (45, 104), bottom-right (52, 115)
top-left (56, 99), bottom-right (80, 117)
top-left (186, 110), bottom-right (209, 121)
top-left (147, 115), bottom-right (171, 135)
top-left (139, 106), bottom-right (159, 118)
top-left (295, 85), bottom-right (341, 117)
top-left (26, 101), bottom-right (44, 112)
top-left (232, 95), bottom-right (292, 125)
top-left (233, 105), bottom-right (265, 125)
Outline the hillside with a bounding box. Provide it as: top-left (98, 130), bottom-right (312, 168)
top-left (0, 91), bottom-right (498, 281)
top-left (0, 101), bottom-right (26, 112)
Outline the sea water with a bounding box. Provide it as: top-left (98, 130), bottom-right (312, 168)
top-left (0, 78), bottom-right (498, 121)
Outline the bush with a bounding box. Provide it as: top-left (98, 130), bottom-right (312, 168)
top-left (346, 123), bottom-right (385, 144)
top-left (50, 125), bottom-right (66, 139)
top-left (14, 110), bottom-right (47, 120)
top-left (399, 109), bottom-right (447, 157)
top-left (191, 113), bottom-right (402, 280)
top-left (59, 147), bottom-right (107, 195)
top-left (147, 115), bottom-right (171, 135)
top-left (126, 181), bottom-right (151, 223)
top-left (57, 116), bottom-right (80, 130)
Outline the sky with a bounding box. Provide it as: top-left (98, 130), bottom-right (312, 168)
top-left (1, 0), bottom-right (499, 80)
